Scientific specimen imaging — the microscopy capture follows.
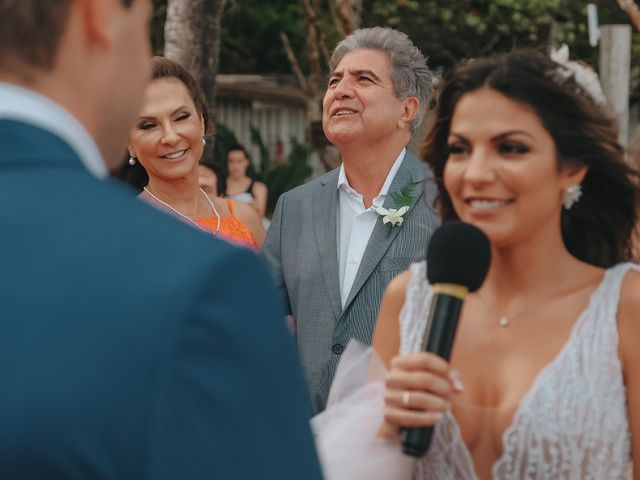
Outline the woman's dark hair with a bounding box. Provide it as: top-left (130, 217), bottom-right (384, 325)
top-left (222, 144), bottom-right (254, 196)
top-left (226, 144), bottom-right (251, 162)
top-left (116, 56), bottom-right (210, 191)
top-left (199, 161), bottom-right (226, 197)
top-left (423, 49), bottom-right (640, 267)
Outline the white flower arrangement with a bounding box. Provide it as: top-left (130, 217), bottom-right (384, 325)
top-left (375, 178), bottom-right (418, 230)
top-left (375, 206), bottom-right (409, 226)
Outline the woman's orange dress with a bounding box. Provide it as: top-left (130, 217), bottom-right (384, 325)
top-left (194, 199), bottom-right (257, 248)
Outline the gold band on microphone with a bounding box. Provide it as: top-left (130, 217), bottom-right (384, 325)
top-left (432, 283), bottom-right (468, 299)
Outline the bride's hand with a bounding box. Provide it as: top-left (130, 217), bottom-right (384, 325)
top-left (380, 352), bottom-right (464, 437)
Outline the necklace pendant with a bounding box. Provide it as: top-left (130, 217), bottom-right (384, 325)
top-left (499, 317), bottom-right (509, 327)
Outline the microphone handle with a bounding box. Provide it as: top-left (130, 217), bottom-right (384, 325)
top-left (401, 293), bottom-right (464, 458)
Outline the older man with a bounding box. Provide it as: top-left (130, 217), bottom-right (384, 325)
top-left (0, 1), bottom-right (321, 478)
top-left (264, 27), bottom-right (440, 413)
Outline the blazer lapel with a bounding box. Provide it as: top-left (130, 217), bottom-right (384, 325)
top-left (341, 151), bottom-right (426, 313)
top-left (312, 170), bottom-right (343, 320)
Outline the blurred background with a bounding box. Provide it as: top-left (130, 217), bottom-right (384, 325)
top-left (149, 0), bottom-right (640, 217)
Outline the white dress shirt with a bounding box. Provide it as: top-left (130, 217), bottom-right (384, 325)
top-left (337, 148), bottom-right (406, 307)
top-left (0, 82), bottom-right (107, 178)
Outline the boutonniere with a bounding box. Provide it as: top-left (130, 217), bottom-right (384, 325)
top-left (375, 179), bottom-right (418, 229)
top-left (375, 205), bottom-right (409, 226)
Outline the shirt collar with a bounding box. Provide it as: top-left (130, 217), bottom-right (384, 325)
top-left (337, 147), bottom-right (406, 197)
top-left (0, 82), bottom-right (107, 178)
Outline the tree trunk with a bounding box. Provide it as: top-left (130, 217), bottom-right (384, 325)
top-left (618, 0), bottom-right (640, 32)
top-left (164, 0), bottom-right (226, 162)
top-left (329, 0), bottom-right (362, 36)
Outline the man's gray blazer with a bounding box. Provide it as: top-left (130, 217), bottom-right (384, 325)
top-left (263, 150), bottom-right (440, 413)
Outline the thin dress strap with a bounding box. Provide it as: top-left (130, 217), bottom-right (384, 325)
top-left (246, 179), bottom-right (255, 195)
top-left (226, 199), bottom-right (235, 215)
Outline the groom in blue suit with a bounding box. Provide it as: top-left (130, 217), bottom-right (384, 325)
top-left (0, 1), bottom-right (321, 479)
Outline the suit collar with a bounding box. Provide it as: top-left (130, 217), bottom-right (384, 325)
top-left (0, 83), bottom-right (107, 178)
top-left (0, 120), bottom-right (87, 171)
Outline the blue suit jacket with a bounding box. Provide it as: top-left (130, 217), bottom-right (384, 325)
top-left (0, 120), bottom-right (322, 479)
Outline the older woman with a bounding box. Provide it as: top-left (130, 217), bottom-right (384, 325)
top-left (315, 50), bottom-right (640, 479)
top-left (122, 57), bottom-right (264, 247)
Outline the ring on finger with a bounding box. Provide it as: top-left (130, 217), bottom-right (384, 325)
top-left (401, 390), bottom-right (411, 407)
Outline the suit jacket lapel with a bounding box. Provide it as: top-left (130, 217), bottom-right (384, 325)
top-left (341, 151), bottom-right (426, 313)
top-left (312, 170), bottom-right (343, 320)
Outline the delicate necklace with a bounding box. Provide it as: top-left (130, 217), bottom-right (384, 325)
top-left (477, 279), bottom-right (599, 328)
top-left (143, 186), bottom-right (221, 236)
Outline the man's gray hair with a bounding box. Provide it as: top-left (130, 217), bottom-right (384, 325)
top-left (329, 27), bottom-right (435, 133)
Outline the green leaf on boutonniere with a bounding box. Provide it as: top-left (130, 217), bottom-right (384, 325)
top-left (376, 179), bottom-right (418, 237)
top-left (391, 179), bottom-right (419, 209)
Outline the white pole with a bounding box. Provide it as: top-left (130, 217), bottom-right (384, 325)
top-left (599, 24), bottom-right (631, 146)
top-left (587, 4), bottom-right (600, 47)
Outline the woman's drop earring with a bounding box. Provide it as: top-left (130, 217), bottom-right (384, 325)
top-left (128, 156), bottom-right (137, 166)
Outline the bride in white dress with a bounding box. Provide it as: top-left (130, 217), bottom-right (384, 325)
top-left (313, 50), bottom-right (640, 479)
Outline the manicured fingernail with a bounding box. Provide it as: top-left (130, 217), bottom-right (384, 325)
top-left (449, 370), bottom-right (465, 392)
top-left (433, 413), bottom-right (443, 421)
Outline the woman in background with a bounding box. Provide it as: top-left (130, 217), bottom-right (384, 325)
top-left (198, 162), bottom-right (221, 197)
top-left (315, 50), bottom-right (640, 479)
top-left (122, 57), bottom-right (264, 248)
top-left (224, 145), bottom-right (269, 219)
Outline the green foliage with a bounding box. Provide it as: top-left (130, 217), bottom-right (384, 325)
top-left (213, 124), bottom-right (312, 216)
top-left (391, 179), bottom-right (419, 209)
top-left (249, 127), bottom-right (312, 216)
top-left (364, 0), bottom-right (632, 71)
top-left (153, 0), bottom-right (637, 78)
top-left (151, 0), bottom-right (168, 54)
top-left (250, 127), bottom-right (271, 182)
top-left (262, 139), bottom-right (312, 216)
top-left (211, 123), bottom-right (238, 170)
top-left (219, 0), bottom-right (308, 74)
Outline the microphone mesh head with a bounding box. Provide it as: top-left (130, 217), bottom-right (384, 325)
top-left (426, 221), bottom-right (491, 292)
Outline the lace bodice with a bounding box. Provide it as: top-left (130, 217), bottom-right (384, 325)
top-left (400, 261), bottom-right (635, 480)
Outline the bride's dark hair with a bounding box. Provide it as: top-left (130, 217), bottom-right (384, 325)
top-left (423, 49), bottom-right (640, 267)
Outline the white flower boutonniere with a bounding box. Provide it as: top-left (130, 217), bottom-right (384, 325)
top-left (375, 179), bottom-right (418, 230)
top-left (376, 205), bottom-right (409, 226)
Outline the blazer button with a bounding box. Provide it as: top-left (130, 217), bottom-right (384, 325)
top-left (332, 343), bottom-right (344, 355)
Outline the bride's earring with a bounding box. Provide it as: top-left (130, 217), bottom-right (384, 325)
top-left (562, 185), bottom-right (582, 210)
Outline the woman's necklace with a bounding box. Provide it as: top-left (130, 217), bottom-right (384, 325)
top-left (143, 186), bottom-right (221, 236)
top-left (477, 278), bottom-right (599, 328)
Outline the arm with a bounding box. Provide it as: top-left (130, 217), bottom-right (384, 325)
top-left (372, 271), bottom-right (410, 367)
top-left (616, 270), bottom-right (640, 479)
top-left (149, 246), bottom-right (321, 479)
top-left (231, 200), bottom-right (265, 247)
top-left (251, 181), bottom-right (268, 218)
top-left (372, 271), bottom-right (458, 437)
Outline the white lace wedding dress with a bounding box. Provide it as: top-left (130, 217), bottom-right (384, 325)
top-left (312, 261), bottom-right (636, 479)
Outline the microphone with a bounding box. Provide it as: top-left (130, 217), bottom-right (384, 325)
top-left (401, 221), bottom-right (491, 458)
